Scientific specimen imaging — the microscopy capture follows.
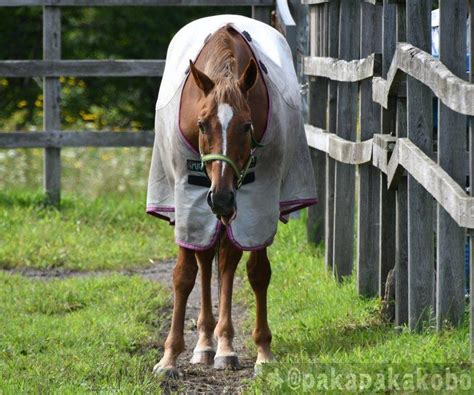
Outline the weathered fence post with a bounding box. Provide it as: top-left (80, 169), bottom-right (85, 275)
top-left (379, 0), bottom-right (396, 298)
top-left (307, 2), bottom-right (328, 245)
top-left (436, 0), bottom-right (468, 329)
top-left (469, 0), bottom-right (474, 359)
top-left (43, 6), bottom-right (61, 206)
top-left (394, 1), bottom-right (408, 326)
top-left (332, 0), bottom-right (360, 279)
top-left (252, 5), bottom-right (272, 24)
top-left (357, 1), bottom-right (382, 297)
top-left (325, 0), bottom-right (339, 271)
top-left (406, 0), bottom-right (434, 331)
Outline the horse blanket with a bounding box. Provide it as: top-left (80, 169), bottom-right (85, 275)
top-left (146, 14), bottom-right (317, 251)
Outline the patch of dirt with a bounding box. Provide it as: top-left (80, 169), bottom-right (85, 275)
top-left (3, 260), bottom-right (256, 393)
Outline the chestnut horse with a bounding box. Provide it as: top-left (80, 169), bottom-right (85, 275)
top-left (154, 25), bottom-right (273, 376)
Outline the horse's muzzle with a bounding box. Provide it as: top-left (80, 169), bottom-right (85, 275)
top-left (207, 189), bottom-right (236, 224)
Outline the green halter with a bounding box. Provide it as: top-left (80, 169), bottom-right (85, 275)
top-left (200, 124), bottom-right (263, 189)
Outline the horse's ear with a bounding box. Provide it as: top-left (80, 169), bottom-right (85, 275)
top-left (238, 59), bottom-right (258, 95)
top-left (189, 60), bottom-right (215, 96)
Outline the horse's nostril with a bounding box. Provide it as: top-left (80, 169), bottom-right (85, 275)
top-left (207, 190), bottom-right (214, 209)
top-left (228, 191), bottom-right (235, 207)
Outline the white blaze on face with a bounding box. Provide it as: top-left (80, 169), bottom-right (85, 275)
top-left (217, 102), bottom-right (234, 175)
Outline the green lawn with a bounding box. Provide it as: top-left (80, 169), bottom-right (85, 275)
top-left (0, 190), bottom-right (175, 271)
top-left (0, 272), bottom-right (170, 393)
top-left (0, 189), bottom-right (471, 393)
top-left (241, 218), bottom-right (473, 393)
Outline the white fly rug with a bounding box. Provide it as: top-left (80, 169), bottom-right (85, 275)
top-left (147, 14), bottom-right (317, 251)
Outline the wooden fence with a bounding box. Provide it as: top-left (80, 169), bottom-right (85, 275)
top-left (304, 0), bottom-right (474, 350)
top-left (0, 0), bottom-right (293, 205)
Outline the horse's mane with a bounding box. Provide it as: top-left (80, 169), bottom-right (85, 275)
top-left (204, 27), bottom-right (247, 110)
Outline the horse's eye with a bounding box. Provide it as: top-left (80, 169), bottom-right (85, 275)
top-left (243, 123), bottom-right (252, 133)
top-left (197, 120), bottom-right (206, 134)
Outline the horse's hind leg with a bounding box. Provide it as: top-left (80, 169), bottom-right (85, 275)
top-left (247, 248), bottom-right (274, 369)
top-left (213, 235), bottom-right (242, 369)
top-left (153, 246), bottom-right (198, 377)
top-left (190, 248), bottom-right (216, 365)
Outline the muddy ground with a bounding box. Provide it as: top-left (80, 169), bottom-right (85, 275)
top-left (4, 261), bottom-right (256, 394)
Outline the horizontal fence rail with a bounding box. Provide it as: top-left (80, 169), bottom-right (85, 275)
top-left (0, 131), bottom-right (154, 148)
top-left (373, 43), bottom-right (474, 116)
top-left (0, 60), bottom-right (165, 77)
top-left (304, 53), bottom-right (381, 81)
top-left (305, 125), bottom-right (373, 164)
top-left (0, 0), bottom-right (273, 6)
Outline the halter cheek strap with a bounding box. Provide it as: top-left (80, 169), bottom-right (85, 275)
top-left (200, 125), bottom-right (263, 189)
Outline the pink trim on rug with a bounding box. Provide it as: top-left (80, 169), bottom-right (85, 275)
top-left (226, 224), bottom-right (275, 252)
top-left (279, 198), bottom-right (318, 222)
top-left (146, 205), bottom-right (175, 213)
top-left (176, 221), bottom-right (222, 251)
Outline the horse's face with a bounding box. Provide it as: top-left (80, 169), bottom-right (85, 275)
top-left (189, 59), bottom-right (258, 225)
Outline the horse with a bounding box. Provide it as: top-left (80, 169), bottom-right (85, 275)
top-left (146, 15), bottom-right (317, 376)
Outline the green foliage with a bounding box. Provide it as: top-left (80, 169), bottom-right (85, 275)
top-left (0, 189), bottom-right (175, 270)
top-left (0, 272), bottom-right (170, 393)
top-left (0, 6), bottom-right (251, 131)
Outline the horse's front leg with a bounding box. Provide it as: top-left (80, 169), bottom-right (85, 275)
top-left (190, 248), bottom-right (216, 365)
top-left (247, 248), bottom-right (274, 369)
top-left (213, 235), bottom-right (242, 369)
top-left (153, 246), bottom-right (198, 377)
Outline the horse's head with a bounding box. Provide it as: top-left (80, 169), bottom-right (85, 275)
top-left (189, 58), bottom-right (259, 226)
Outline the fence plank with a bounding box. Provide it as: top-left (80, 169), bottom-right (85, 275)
top-left (43, 6), bottom-right (61, 206)
top-left (357, 1), bottom-right (382, 298)
top-left (325, 0), bottom-right (339, 271)
top-left (469, 0), bottom-right (474, 360)
top-left (406, 0), bottom-right (434, 331)
top-left (372, 43), bottom-right (474, 117)
top-left (252, 5), bottom-right (272, 24)
top-left (379, 0), bottom-right (396, 298)
top-left (436, 0), bottom-right (467, 329)
top-left (303, 53), bottom-right (381, 81)
top-left (307, 4), bottom-right (327, 245)
top-left (332, 0), bottom-right (359, 279)
top-left (0, 131), bottom-right (154, 148)
top-left (305, 125), bottom-right (372, 164)
top-left (0, 60), bottom-right (165, 77)
top-left (1, 0), bottom-right (273, 6)
top-left (394, 1), bottom-right (408, 326)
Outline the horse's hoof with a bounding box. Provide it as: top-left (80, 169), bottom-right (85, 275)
top-left (190, 349), bottom-right (215, 365)
top-left (153, 364), bottom-right (181, 380)
top-left (213, 355), bottom-right (240, 370)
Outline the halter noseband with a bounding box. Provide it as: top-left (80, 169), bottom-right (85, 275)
top-left (200, 124), bottom-right (263, 189)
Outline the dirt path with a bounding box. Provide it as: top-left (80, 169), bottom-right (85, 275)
top-left (129, 261), bottom-right (255, 394)
top-left (4, 261), bottom-right (256, 394)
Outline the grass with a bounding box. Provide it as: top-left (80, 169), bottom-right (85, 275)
top-left (240, 216), bottom-right (473, 393)
top-left (0, 272), bottom-right (170, 393)
top-left (0, 187), bottom-right (472, 393)
top-left (0, 189), bottom-right (175, 270)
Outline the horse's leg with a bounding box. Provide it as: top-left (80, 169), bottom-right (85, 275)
top-left (153, 246), bottom-right (198, 377)
top-left (190, 248), bottom-right (216, 365)
top-left (247, 248), bottom-right (274, 368)
top-left (213, 235), bottom-right (242, 369)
